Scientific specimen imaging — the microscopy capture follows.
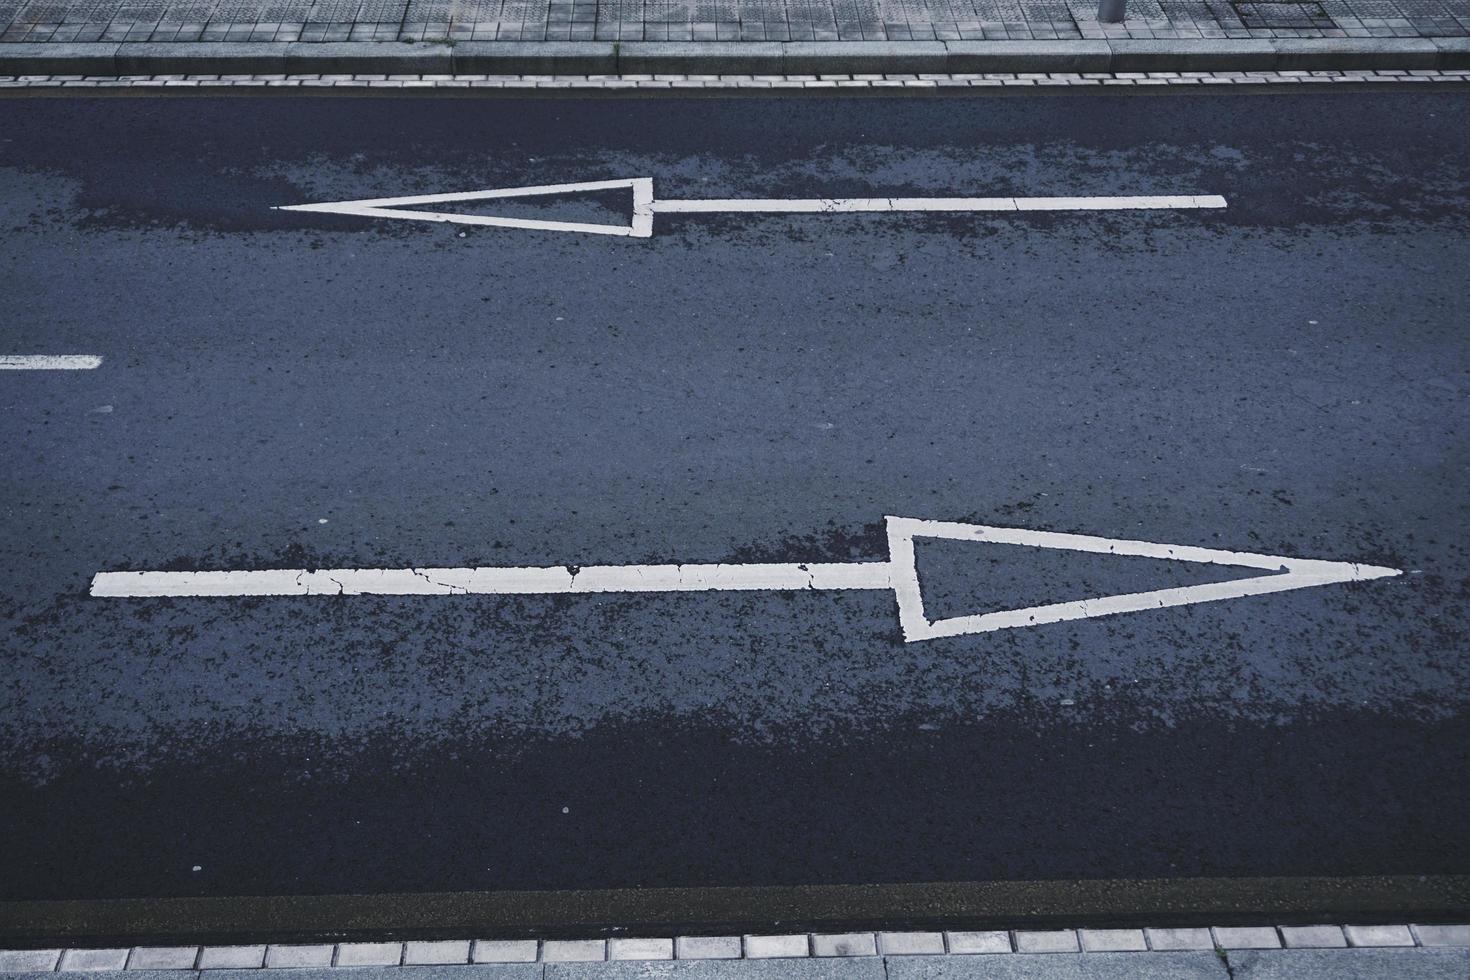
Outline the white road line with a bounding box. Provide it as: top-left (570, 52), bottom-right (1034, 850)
top-left (650, 195), bottom-right (1227, 213)
top-left (275, 178), bottom-right (1225, 239)
top-left (91, 517), bottom-right (1398, 641)
top-left (0, 355), bottom-right (102, 370)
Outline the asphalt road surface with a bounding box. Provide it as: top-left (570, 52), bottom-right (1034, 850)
top-left (1, 91), bottom-right (1467, 937)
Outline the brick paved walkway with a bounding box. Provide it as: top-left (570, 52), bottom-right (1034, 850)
top-left (2, 0), bottom-right (1467, 45)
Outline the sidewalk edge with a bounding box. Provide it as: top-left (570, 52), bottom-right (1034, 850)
top-left (2, 38), bottom-right (1469, 77)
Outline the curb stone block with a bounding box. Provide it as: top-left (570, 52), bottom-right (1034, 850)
top-left (618, 41), bottom-right (783, 73)
top-left (1079, 929), bottom-right (1147, 952)
top-left (264, 946), bottom-right (333, 969)
top-left (333, 943), bottom-right (401, 967)
top-left (877, 932), bottom-right (946, 955)
top-left (1109, 38), bottom-right (1276, 71)
top-left (126, 948), bottom-right (199, 970)
top-left (470, 941), bottom-right (538, 963)
top-left (1015, 930), bottom-right (1080, 953)
top-left (0, 950), bottom-right (62, 972)
top-left (59, 950), bottom-right (130, 971)
top-left (114, 42), bottom-right (289, 74)
top-left (452, 41), bottom-right (615, 74)
top-left (606, 938), bottom-right (673, 960)
top-left (1211, 927), bottom-right (1280, 949)
top-left (1146, 928), bottom-right (1214, 951)
top-left (1280, 925), bottom-right (1347, 948)
top-left (742, 935), bottom-right (808, 958)
top-left (1412, 925), bottom-right (1470, 946)
top-left (812, 933), bottom-right (877, 957)
top-left (0, 42), bottom-right (119, 74)
top-left (1431, 38), bottom-right (1470, 68)
top-left (196, 946), bottom-right (267, 969)
top-left (403, 941), bottom-right (470, 965)
top-left (945, 40), bottom-right (1110, 72)
top-left (945, 931), bottom-right (1011, 954)
top-left (1271, 37), bottom-right (1439, 69)
top-left (675, 937), bottom-right (742, 959)
top-left (541, 940), bottom-right (605, 962)
top-left (1344, 924), bottom-right (1415, 947)
top-left (783, 41), bottom-right (948, 73)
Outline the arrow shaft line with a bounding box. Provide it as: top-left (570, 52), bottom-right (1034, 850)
top-left (89, 561), bottom-right (896, 598)
top-left (651, 195), bottom-right (1228, 214)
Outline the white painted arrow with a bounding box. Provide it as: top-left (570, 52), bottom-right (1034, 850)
top-left (272, 178), bottom-right (1227, 238)
top-left (90, 517), bottom-right (1397, 641)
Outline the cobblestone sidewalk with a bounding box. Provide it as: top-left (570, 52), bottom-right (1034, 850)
top-left (3, 0), bottom-right (1468, 46)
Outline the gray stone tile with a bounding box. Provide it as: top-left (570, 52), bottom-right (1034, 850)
top-left (1343, 924), bottom-right (1414, 947)
top-left (542, 940), bottom-right (606, 962)
top-left (606, 938), bottom-right (673, 960)
top-left (944, 931), bottom-right (1010, 954)
top-left (1147, 928), bottom-right (1214, 951)
top-left (1015, 930), bottom-right (1080, 953)
top-left (1279, 926), bottom-right (1347, 949)
top-left (125, 949), bottom-right (198, 970)
top-left (743, 935), bottom-right (808, 958)
top-left (471, 941), bottom-right (539, 963)
top-left (0, 950), bottom-right (62, 972)
top-left (334, 943), bottom-right (402, 967)
top-left (1078, 929), bottom-right (1147, 952)
top-left (877, 933), bottom-right (945, 955)
top-left (675, 937), bottom-right (742, 960)
top-left (402, 941), bottom-right (470, 965)
top-left (60, 950), bottom-right (129, 972)
top-left (196, 946), bottom-right (266, 970)
top-left (1211, 927), bottom-right (1279, 949)
top-left (1413, 925), bottom-right (1470, 946)
top-left (264, 947), bottom-right (333, 969)
top-left (811, 934), bottom-right (877, 957)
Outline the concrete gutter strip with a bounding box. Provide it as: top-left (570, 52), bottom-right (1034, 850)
top-left (2, 38), bottom-right (1469, 77)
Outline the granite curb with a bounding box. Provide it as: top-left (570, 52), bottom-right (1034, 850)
top-left (3, 38), bottom-right (1470, 76)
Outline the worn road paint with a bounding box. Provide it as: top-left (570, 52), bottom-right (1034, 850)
top-left (273, 178), bottom-right (1227, 238)
top-left (0, 355), bottom-right (102, 370)
top-left (90, 517), bottom-right (1397, 640)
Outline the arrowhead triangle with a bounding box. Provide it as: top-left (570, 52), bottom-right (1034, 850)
top-left (274, 177), bottom-right (655, 237)
top-left (884, 516), bottom-right (1400, 641)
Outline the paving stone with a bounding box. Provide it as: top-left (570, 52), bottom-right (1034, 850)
top-left (125, 948), bottom-right (198, 970)
top-left (541, 940), bottom-right (606, 962)
top-left (471, 940), bottom-right (539, 963)
top-left (1015, 930), bottom-right (1080, 953)
top-left (197, 946), bottom-right (267, 970)
top-left (945, 931), bottom-right (1011, 953)
top-left (886, 951), bottom-right (1227, 979)
top-left (1280, 926), bottom-right (1348, 948)
top-left (675, 936), bottom-right (743, 959)
top-left (1147, 928), bottom-right (1215, 950)
top-left (1413, 925), bottom-right (1470, 946)
top-left (402, 941), bottom-right (470, 965)
top-left (878, 932), bottom-right (946, 955)
top-left (1344, 924), bottom-right (1415, 947)
top-left (1079, 929), bottom-right (1147, 951)
top-left (606, 938), bottom-right (672, 960)
top-left (743, 935), bottom-right (809, 958)
top-left (0, 949), bottom-right (62, 972)
top-left (1212, 927), bottom-right (1281, 949)
top-left (812, 933), bottom-right (877, 956)
top-left (264, 946), bottom-right (333, 968)
top-left (333, 943), bottom-right (402, 967)
top-left (60, 950), bottom-right (130, 971)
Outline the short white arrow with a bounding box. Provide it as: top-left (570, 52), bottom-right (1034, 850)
top-left (272, 177), bottom-right (1227, 238)
top-left (90, 517), bottom-right (1397, 641)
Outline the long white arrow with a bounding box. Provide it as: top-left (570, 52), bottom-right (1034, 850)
top-left (273, 178), bottom-right (1227, 238)
top-left (91, 517), bottom-right (1397, 641)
